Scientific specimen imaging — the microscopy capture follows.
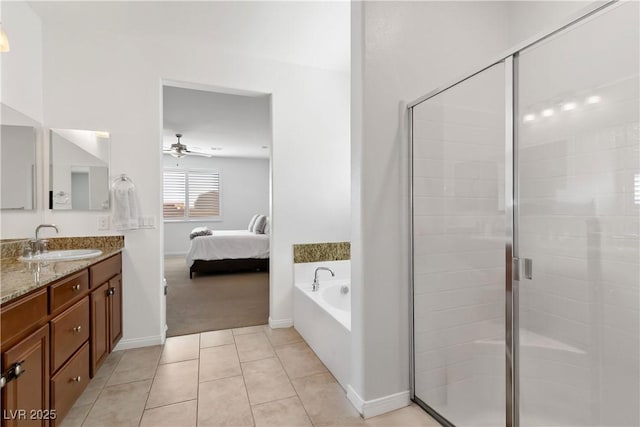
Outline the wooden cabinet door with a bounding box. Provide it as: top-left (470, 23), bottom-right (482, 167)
top-left (90, 283), bottom-right (109, 376)
top-left (108, 274), bottom-right (122, 351)
top-left (2, 324), bottom-right (50, 427)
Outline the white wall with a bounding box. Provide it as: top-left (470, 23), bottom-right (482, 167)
top-left (506, 1), bottom-right (600, 46)
top-left (163, 154), bottom-right (269, 255)
top-left (30, 1), bottom-right (349, 347)
top-left (0, 0), bottom-right (42, 122)
top-left (0, 0), bottom-right (44, 237)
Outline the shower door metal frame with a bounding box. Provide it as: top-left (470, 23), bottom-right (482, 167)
top-left (408, 1), bottom-right (620, 426)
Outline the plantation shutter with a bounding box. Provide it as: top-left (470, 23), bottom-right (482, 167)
top-left (188, 171), bottom-right (220, 217)
top-left (163, 170), bottom-right (186, 219)
top-left (163, 169), bottom-right (220, 219)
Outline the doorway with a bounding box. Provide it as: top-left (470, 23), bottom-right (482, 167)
top-left (161, 83), bottom-right (273, 337)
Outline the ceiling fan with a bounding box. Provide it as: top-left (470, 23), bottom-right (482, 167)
top-left (163, 133), bottom-right (213, 158)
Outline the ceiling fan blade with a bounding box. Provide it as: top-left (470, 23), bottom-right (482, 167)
top-left (185, 150), bottom-right (213, 157)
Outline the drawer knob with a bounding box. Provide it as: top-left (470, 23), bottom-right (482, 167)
top-left (71, 284), bottom-right (81, 291)
top-left (72, 326), bottom-right (82, 333)
top-left (72, 376), bottom-right (82, 383)
top-left (13, 363), bottom-right (23, 377)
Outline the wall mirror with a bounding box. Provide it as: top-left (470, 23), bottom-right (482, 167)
top-left (49, 128), bottom-right (110, 210)
top-left (1, 125), bottom-right (37, 210)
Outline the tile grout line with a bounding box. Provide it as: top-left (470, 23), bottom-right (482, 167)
top-left (137, 349), bottom-right (163, 427)
top-left (235, 331), bottom-right (257, 426)
top-left (79, 351), bottom-right (125, 426)
top-left (270, 330), bottom-right (316, 427)
top-left (196, 332), bottom-right (200, 427)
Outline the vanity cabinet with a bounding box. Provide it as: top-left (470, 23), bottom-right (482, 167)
top-left (90, 283), bottom-right (109, 373)
top-left (0, 252), bottom-right (122, 427)
top-left (89, 254), bottom-right (122, 375)
top-left (1, 325), bottom-right (50, 427)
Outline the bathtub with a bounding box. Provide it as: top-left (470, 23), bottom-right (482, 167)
top-left (294, 278), bottom-right (351, 388)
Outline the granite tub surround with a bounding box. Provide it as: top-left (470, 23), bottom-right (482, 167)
top-left (293, 241), bottom-right (350, 263)
top-left (0, 235), bottom-right (124, 304)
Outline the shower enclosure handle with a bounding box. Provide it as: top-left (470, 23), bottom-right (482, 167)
top-left (513, 258), bottom-right (533, 280)
top-left (524, 258), bottom-right (533, 280)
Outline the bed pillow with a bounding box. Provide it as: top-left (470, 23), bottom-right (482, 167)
top-left (190, 226), bottom-right (212, 240)
top-left (248, 214), bottom-right (260, 231)
top-left (264, 217), bottom-right (270, 235)
top-left (253, 215), bottom-right (267, 234)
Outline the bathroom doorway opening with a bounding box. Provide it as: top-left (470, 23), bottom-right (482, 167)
top-left (160, 81), bottom-right (273, 338)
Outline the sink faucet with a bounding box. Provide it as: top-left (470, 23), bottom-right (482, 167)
top-left (312, 267), bottom-right (334, 292)
top-left (33, 224), bottom-right (59, 253)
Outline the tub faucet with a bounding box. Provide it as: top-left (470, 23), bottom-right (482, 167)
top-left (312, 267), bottom-right (334, 292)
top-left (33, 224), bottom-right (59, 253)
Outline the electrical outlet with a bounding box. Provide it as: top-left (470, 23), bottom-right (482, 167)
top-left (97, 216), bottom-right (110, 230)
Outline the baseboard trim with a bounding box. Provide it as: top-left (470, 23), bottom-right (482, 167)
top-left (347, 385), bottom-right (410, 419)
top-left (164, 252), bottom-right (187, 256)
top-left (268, 316), bottom-right (293, 329)
top-left (113, 335), bottom-right (163, 351)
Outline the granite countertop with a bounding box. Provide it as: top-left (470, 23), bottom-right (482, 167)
top-left (0, 236), bottom-right (124, 305)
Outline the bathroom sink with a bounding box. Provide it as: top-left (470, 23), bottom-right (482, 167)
top-left (19, 249), bottom-right (103, 262)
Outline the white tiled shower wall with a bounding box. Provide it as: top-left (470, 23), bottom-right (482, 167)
top-left (518, 74), bottom-right (639, 425)
top-left (516, 3), bottom-right (639, 424)
top-left (412, 3), bottom-right (639, 425)
top-left (412, 63), bottom-right (506, 423)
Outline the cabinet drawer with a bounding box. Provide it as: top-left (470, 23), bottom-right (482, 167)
top-left (50, 297), bottom-right (89, 373)
top-left (49, 270), bottom-right (89, 314)
top-left (90, 253), bottom-right (121, 288)
top-left (0, 289), bottom-right (47, 345)
top-left (50, 342), bottom-right (89, 426)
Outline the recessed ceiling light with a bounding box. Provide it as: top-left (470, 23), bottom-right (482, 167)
top-left (562, 102), bottom-right (577, 111)
top-left (523, 114), bottom-right (536, 122)
top-left (541, 108), bottom-right (554, 117)
top-left (586, 95), bottom-right (601, 104)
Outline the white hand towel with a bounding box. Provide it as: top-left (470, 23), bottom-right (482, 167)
top-left (112, 180), bottom-right (140, 230)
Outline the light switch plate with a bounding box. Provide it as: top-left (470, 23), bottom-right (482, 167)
top-left (138, 216), bottom-right (156, 229)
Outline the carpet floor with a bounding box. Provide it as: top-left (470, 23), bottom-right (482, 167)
top-left (165, 256), bottom-right (269, 337)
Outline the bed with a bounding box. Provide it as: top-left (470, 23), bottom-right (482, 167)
top-left (186, 230), bottom-right (270, 278)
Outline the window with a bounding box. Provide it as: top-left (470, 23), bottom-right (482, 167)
top-left (163, 169), bottom-right (220, 220)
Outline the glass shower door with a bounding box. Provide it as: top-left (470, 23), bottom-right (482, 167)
top-left (517, 2), bottom-right (640, 425)
top-left (412, 62), bottom-right (507, 426)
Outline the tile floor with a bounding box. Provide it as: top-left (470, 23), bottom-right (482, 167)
top-left (61, 325), bottom-right (439, 427)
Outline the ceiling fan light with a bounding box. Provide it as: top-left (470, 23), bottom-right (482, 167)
top-left (170, 151), bottom-right (186, 158)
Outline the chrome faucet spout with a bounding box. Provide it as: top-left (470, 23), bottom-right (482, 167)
top-left (36, 224), bottom-right (59, 240)
top-left (312, 267), bottom-right (335, 292)
top-left (34, 224), bottom-right (59, 253)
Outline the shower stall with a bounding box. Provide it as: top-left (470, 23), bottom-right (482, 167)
top-left (409, 2), bottom-right (639, 426)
